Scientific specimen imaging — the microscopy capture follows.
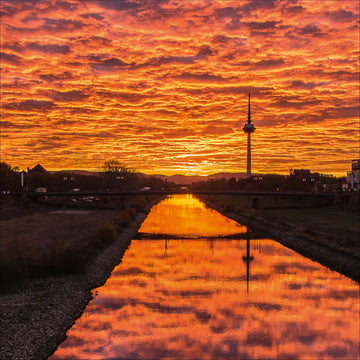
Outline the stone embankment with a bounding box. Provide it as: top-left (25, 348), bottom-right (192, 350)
top-left (0, 197), bottom-right (163, 360)
top-left (198, 196), bottom-right (360, 284)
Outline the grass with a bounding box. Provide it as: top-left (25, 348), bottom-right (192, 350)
top-left (257, 207), bottom-right (359, 237)
top-left (203, 194), bottom-right (360, 258)
top-left (0, 195), bottom-right (160, 289)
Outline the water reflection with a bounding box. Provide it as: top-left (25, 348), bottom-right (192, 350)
top-left (50, 195), bottom-right (359, 360)
top-left (138, 194), bottom-right (246, 237)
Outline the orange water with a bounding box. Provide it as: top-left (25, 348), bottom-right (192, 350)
top-left (138, 194), bottom-right (246, 237)
top-left (50, 195), bottom-right (359, 360)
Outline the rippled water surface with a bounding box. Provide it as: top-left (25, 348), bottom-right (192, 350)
top-left (50, 195), bottom-right (359, 360)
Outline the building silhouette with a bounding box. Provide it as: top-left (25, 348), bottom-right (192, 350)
top-left (27, 164), bottom-right (48, 174)
top-left (243, 94), bottom-right (256, 178)
top-left (347, 159), bottom-right (360, 191)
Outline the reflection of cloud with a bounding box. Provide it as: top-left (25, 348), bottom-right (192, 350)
top-left (128, 278), bottom-right (148, 287)
top-left (112, 266), bottom-right (155, 277)
top-left (195, 310), bottom-right (211, 324)
top-left (271, 263), bottom-right (297, 275)
top-left (51, 236), bottom-right (360, 360)
top-left (142, 301), bottom-right (194, 314)
top-left (245, 330), bottom-right (273, 347)
top-left (325, 289), bottom-right (360, 300)
top-left (58, 335), bottom-right (86, 349)
top-left (247, 302), bottom-right (282, 311)
top-left (298, 334), bottom-right (318, 345)
top-left (320, 346), bottom-right (350, 358)
top-left (157, 288), bottom-right (215, 297)
top-left (81, 319), bottom-right (112, 331)
top-left (212, 338), bottom-right (246, 359)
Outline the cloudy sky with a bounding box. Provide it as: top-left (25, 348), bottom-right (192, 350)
top-left (1, 0), bottom-right (359, 176)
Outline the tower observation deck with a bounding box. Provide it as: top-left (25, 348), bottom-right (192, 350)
top-left (243, 93), bottom-right (256, 178)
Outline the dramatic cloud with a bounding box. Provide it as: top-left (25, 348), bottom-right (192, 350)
top-left (0, 0), bottom-right (359, 175)
top-left (3, 100), bottom-right (56, 112)
top-left (1, 52), bottom-right (23, 66)
top-left (39, 71), bottom-right (73, 83)
top-left (26, 42), bottom-right (71, 54)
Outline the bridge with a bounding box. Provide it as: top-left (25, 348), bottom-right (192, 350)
top-left (23, 189), bottom-right (357, 210)
top-left (24, 189), bottom-right (347, 198)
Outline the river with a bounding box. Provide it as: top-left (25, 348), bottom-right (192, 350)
top-left (50, 194), bottom-right (359, 360)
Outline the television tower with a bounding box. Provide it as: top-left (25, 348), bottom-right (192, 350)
top-left (243, 93), bottom-right (256, 178)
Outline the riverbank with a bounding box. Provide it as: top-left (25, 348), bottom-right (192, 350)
top-left (0, 196), bottom-right (164, 360)
top-left (197, 195), bottom-right (360, 283)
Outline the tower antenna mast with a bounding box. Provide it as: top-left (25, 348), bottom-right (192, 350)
top-left (243, 93), bottom-right (256, 178)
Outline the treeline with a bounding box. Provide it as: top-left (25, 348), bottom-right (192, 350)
top-left (0, 161), bottom-right (165, 193)
top-left (0, 162), bottom-right (21, 193)
top-left (189, 173), bottom-right (345, 192)
top-left (1, 160), bottom-right (346, 194)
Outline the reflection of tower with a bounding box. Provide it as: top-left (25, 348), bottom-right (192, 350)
top-left (209, 239), bottom-right (214, 254)
top-left (243, 93), bottom-right (256, 178)
top-left (242, 238), bottom-right (254, 293)
top-left (164, 238), bottom-right (168, 256)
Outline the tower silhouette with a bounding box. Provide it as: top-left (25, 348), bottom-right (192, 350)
top-left (243, 93), bottom-right (256, 178)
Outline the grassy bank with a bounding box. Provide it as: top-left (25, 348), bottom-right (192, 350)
top-left (201, 194), bottom-right (360, 259)
top-left (0, 195), bottom-right (160, 290)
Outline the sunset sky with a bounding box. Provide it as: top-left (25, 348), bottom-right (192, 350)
top-left (1, 0), bottom-right (359, 176)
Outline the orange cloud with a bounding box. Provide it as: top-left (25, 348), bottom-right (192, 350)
top-left (1, 0), bottom-right (359, 175)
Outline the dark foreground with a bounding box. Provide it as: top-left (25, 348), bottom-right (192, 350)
top-left (0, 196), bottom-right (359, 360)
top-left (0, 198), bottom-right (160, 360)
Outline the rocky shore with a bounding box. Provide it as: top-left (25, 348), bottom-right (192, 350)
top-left (198, 195), bottom-right (360, 283)
top-left (0, 197), bottom-right (163, 360)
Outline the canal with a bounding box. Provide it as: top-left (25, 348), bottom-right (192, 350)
top-left (50, 195), bottom-right (359, 360)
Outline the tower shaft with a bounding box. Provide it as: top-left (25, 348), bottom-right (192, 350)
top-left (247, 132), bottom-right (251, 178)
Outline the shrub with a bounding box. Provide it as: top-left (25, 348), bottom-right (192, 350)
top-left (130, 198), bottom-right (146, 212)
top-left (97, 221), bottom-right (117, 244)
top-left (46, 240), bottom-right (88, 274)
top-left (0, 237), bottom-right (39, 282)
top-left (127, 207), bottom-right (137, 219)
top-left (114, 211), bottom-right (132, 228)
top-left (224, 204), bottom-right (235, 213)
top-left (114, 223), bottom-right (123, 234)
